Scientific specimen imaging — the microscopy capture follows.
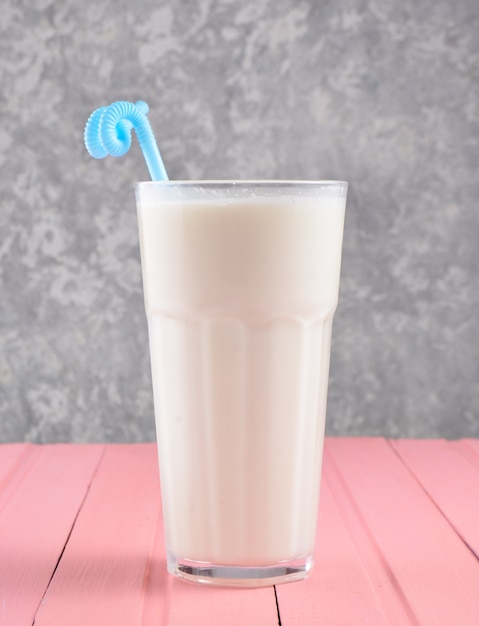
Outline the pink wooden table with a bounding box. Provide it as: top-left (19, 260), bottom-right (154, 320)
top-left (1, 438), bottom-right (479, 625)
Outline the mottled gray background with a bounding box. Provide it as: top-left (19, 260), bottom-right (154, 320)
top-left (1, 0), bottom-right (478, 442)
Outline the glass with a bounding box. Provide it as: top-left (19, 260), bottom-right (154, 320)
top-left (135, 181), bottom-right (347, 587)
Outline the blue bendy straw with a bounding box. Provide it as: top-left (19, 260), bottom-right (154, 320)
top-left (84, 100), bottom-right (168, 181)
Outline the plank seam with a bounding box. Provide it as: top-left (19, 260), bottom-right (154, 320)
top-left (138, 485), bottom-right (169, 626)
top-left (31, 445), bottom-right (107, 626)
top-left (455, 440), bottom-right (479, 472)
top-left (387, 439), bottom-right (479, 562)
top-left (273, 585), bottom-right (282, 626)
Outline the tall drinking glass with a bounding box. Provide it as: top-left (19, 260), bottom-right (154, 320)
top-left (136, 181), bottom-right (347, 587)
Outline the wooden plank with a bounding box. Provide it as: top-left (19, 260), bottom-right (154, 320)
top-left (33, 444), bottom-right (162, 626)
top-left (392, 439), bottom-right (479, 558)
top-left (275, 475), bottom-right (401, 626)
top-left (324, 438), bottom-right (479, 626)
top-left (0, 444), bottom-right (104, 626)
top-left (0, 443), bottom-right (29, 486)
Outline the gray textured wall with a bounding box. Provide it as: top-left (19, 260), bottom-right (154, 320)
top-left (1, 0), bottom-right (478, 442)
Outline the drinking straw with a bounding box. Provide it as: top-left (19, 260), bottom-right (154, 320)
top-left (84, 100), bottom-right (168, 181)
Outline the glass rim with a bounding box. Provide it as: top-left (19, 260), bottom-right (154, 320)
top-left (136, 180), bottom-right (348, 189)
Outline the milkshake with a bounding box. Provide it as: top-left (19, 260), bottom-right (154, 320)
top-left (136, 181), bottom-right (347, 586)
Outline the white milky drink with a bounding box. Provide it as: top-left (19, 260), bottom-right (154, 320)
top-left (136, 181), bottom-right (347, 587)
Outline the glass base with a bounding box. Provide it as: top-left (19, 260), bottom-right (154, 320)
top-left (168, 554), bottom-right (313, 588)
